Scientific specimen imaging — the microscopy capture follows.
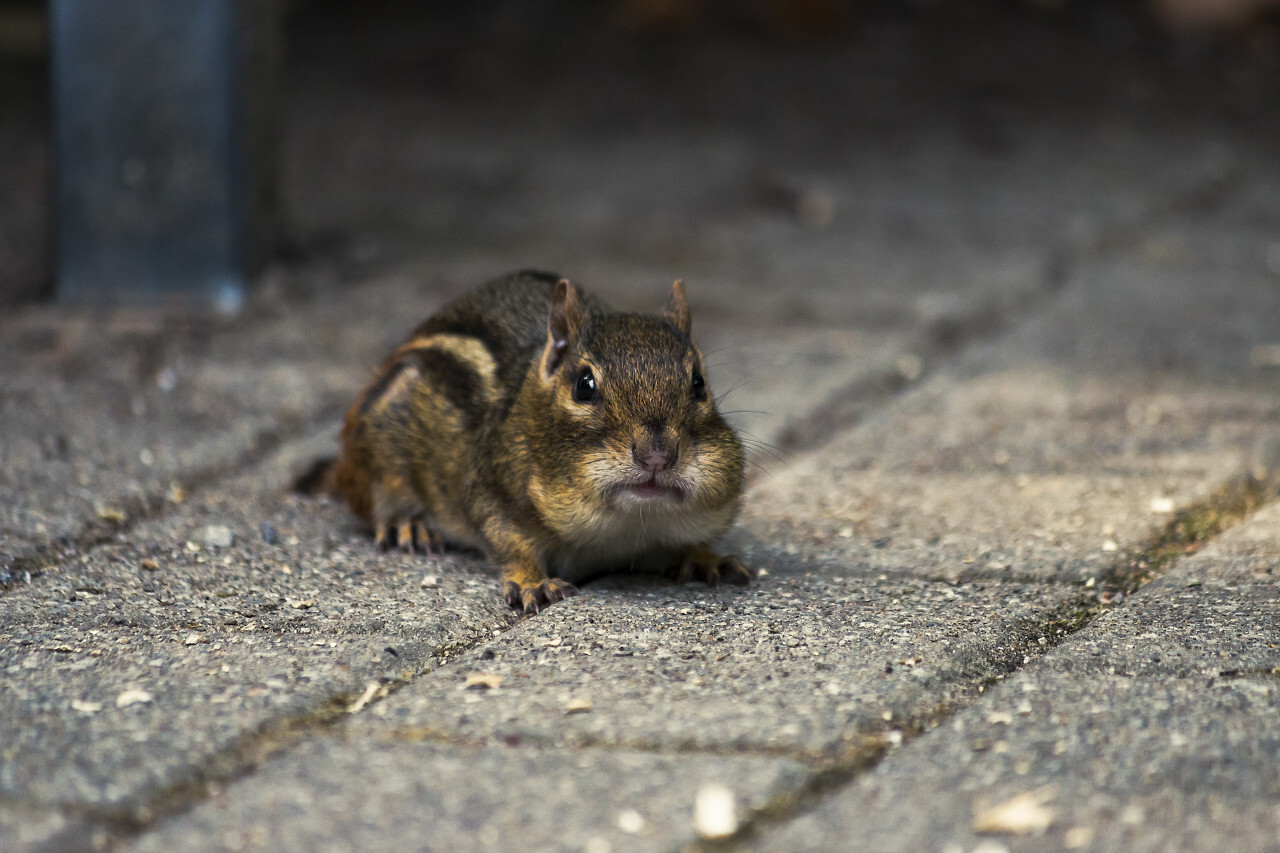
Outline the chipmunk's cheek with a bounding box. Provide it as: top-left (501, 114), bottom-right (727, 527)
top-left (683, 442), bottom-right (739, 507)
top-left (581, 456), bottom-right (624, 502)
top-left (681, 439), bottom-right (709, 474)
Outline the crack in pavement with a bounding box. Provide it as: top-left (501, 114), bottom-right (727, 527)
top-left (774, 164), bottom-right (1246, 455)
top-left (685, 471), bottom-right (1279, 852)
top-left (13, 660), bottom-right (425, 848)
top-left (0, 406), bottom-right (347, 596)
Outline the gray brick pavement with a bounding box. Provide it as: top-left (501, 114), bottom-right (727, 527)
top-left (4, 12), bottom-right (1280, 852)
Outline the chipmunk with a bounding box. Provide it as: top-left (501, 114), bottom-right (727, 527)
top-left (327, 270), bottom-right (749, 613)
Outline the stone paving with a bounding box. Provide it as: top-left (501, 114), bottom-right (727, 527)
top-left (3, 8), bottom-right (1280, 852)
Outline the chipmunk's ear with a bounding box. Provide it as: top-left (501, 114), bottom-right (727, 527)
top-left (663, 279), bottom-right (691, 336)
top-left (544, 278), bottom-right (586, 378)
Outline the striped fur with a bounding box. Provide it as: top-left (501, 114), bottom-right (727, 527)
top-left (332, 270), bottom-right (748, 613)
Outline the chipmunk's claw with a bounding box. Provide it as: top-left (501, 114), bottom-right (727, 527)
top-left (416, 522), bottom-right (445, 554)
top-left (374, 520), bottom-right (444, 555)
top-left (503, 578), bottom-right (578, 614)
top-left (397, 522), bottom-right (416, 554)
top-left (717, 555), bottom-right (753, 586)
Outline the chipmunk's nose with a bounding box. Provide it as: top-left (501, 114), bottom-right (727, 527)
top-left (633, 435), bottom-right (677, 473)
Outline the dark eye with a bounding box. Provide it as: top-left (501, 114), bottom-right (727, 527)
top-left (691, 370), bottom-right (707, 401)
top-left (572, 367), bottom-right (599, 404)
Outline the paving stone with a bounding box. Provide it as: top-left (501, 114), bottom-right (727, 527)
top-left (2, 625), bottom-right (391, 812)
top-left (358, 568), bottom-right (1078, 761)
top-left (125, 738), bottom-right (806, 853)
top-left (742, 219), bottom-right (1280, 586)
top-left (742, 374), bottom-right (1271, 585)
top-left (0, 430), bottom-right (515, 815)
top-left (0, 295), bottom-right (374, 576)
top-left (747, 495), bottom-right (1280, 853)
top-left (699, 322), bottom-right (913, 460)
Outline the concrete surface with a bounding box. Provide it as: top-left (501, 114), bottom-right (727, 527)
top-left (3, 6), bottom-right (1280, 852)
top-left (128, 742), bottom-right (808, 853)
top-left (749, 497), bottom-right (1280, 853)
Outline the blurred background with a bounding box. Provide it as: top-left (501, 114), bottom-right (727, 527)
top-left (0, 0), bottom-right (1277, 308)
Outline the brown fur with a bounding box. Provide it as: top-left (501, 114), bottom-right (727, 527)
top-left (331, 270), bottom-right (748, 613)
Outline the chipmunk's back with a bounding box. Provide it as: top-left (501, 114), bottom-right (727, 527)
top-left (412, 270), bottom-right (601, 405)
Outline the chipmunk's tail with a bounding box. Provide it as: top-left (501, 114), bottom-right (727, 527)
top-left (293, 456), bottom-right (338, 495)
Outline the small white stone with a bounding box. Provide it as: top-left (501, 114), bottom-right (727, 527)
top-left (203, 525), bottom-right (234, 548)
top-left (616, 809), bottom-right (645, 834)
top-left (1150, 496), bottom-right (1175, 513)
top-left (971, 787), bottom-right (1055, 835)
top-left (462, 672), bottom-right (502, 690)
top-left (693, 784), bottom-right (737, 840)
top-left (116, 688), bottom-right (153, 708)
top-left (420, 575), bottom-right (439, 587)
top-left (1101, 539), bottom-right (1118, 552)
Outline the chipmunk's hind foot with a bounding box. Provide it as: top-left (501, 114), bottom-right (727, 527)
top-left (503, 577), bottom-right (578, 615)
top-left (374, 518), bottom-right (446, 555)
top-left (674, 546), bottom-right (752, 588)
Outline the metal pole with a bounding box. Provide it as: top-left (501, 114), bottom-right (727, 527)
top-left (50, 0), bottom-right (275, 312)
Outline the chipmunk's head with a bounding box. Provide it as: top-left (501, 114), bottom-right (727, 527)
top-left (528, 279), bottom-right (744, 548)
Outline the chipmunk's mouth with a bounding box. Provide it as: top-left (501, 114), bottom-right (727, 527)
top-left (617, 476), bottom-right (688, 503)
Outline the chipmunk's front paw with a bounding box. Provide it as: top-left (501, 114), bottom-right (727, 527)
top-left (503, 578), bottom-right (578, 615)
top-left (675, 547), bottom-right (753, 588)
top-left (374, 519), bottom-right (444, 555)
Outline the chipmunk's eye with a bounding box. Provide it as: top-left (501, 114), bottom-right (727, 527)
top-left (572, 367), bottom-right (599, 404)
top-left (691, 370), bottom-right (707, 402)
